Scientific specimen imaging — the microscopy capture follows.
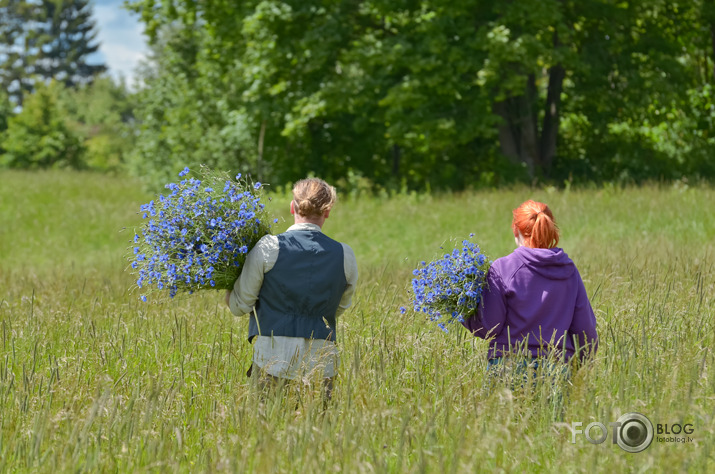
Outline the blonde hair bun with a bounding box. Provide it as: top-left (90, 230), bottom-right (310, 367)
top-left (292, 178), bottom-right (337, 218)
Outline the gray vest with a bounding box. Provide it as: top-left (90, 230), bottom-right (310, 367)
top-left (248, 229), bottom-right (347, 342)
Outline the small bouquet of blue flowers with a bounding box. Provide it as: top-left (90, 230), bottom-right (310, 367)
top-left (407, 235), bottom-right (491, 332)
top-left (128, 166), bottom-right (272, 301)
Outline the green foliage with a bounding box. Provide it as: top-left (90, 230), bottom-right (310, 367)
top-left (686, 84), bottom-right (715, 176)
top-left (0, 0), bottom-right (120, 171)
top-left (1, 81), bottom-right (85, 169)
top-left (126, 0), bottom-right (715, 190)
top-left (1, 170), bottom-right (714, 471)
top-left (553, 0), bottom-right (715, 183)
top-left (126, 24), bottom-right (260, 188)
top-left (1, 0), bottom-right (713, 186)
top-left (0, 90), bottom-right (12, 154)
top-left (0, 76), bottom-right (136, 172)
top-left (59, 76), bottom-right (137, 171)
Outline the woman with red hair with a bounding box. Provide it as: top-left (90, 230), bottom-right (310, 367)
top-left (462, 200), bottom-right (598, 375)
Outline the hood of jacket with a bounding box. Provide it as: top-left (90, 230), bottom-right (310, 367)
top-left (513, 246), bottom-right (575, 280)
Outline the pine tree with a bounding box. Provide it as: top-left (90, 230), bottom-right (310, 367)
top-left (0, 0), bottom-right (44, 104)
top-left (0, 0), bottom-right (106, 104)
top-left (35, 0), bottom-right (106, 88)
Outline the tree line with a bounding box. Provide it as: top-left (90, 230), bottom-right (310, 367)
top-left (1, 0), bottom-right (714, 191)
top-left (0, 0), bottom-right (132, 170)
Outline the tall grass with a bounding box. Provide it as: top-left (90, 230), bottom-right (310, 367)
top-left (0, 170), bottom-right (713, 472)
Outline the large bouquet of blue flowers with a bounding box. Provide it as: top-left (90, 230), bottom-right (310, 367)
top-left (407, 236), bottom-right (491, 332)
top-left (129, 166), bottom-right (272, 301)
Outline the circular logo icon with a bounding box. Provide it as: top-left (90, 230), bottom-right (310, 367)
top-left (616, 412), bottom-right (654, 453)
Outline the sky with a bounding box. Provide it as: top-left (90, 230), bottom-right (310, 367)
top-left (90, 0), bottom-right (149, 88)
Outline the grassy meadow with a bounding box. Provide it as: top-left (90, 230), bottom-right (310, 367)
top-left (0, 170), bottom-right (714, 472)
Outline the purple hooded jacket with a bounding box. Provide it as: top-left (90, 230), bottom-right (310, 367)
top-left (462, 246), bottom-right (598, 361)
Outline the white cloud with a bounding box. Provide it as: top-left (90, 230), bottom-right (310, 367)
top-left (91, 0), bottom-right (149, 88)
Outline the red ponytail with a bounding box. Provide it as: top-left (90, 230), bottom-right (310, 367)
top-left (512, 200), bottom-right (559, 249)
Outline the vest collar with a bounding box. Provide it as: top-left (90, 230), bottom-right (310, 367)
top-left (287, 223), bottom-right (322, 233)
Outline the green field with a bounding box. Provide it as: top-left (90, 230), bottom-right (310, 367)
top-left (1, 170), bottom-right (713, 472)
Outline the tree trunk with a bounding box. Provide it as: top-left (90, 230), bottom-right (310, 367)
top-left (257, 120), bottom-right (266, 179)
top-left (392, 144), bottom-right (401, 177)
top-left (494, 100), bottom-right (519, 160)
top-left (522, 73), bottom-right (540, 174)
top-left (493, 79), bottom-right (539, 177)
top-left (540, 63), bottom-right (565, 178)
top-left (711, 22), bottom-right (715, 81)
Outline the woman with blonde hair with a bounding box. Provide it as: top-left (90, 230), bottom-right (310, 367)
top-left (225, 178), bottom-right (358, 398)
top-left (462, 200), bottom-right (597, 374)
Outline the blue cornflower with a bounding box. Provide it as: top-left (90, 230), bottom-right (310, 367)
top-left (128, 166), bottom-right (272, 302)
top-left (408, 236), bottom-right (490, 333)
